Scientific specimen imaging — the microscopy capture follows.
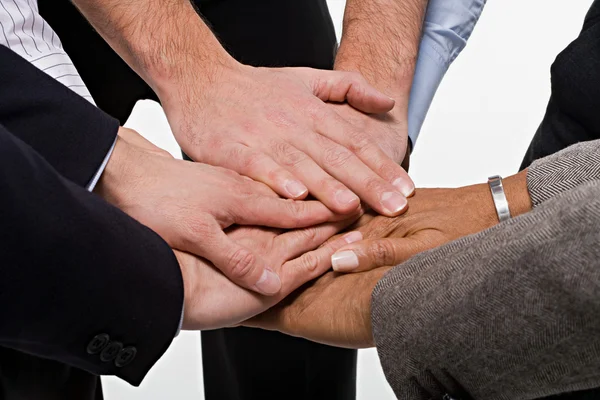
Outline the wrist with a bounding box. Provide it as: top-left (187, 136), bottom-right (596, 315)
top-left (94, 128), bottom-right (132, 204)
top-left (503, 170), bottom-right (533, 217)
top-left (335, 41), bottom-right (416, 100)
top-left (94, 127), bottom-right (169, 205)
top-left (479, 170), bottom-right (532, 225)
top-left (151, 47), bottom-right (239, 102)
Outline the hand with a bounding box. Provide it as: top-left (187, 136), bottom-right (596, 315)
top-left (175, 222), bottom-right (364, 330)
top-left (96, 127), bottom-right (349, 295)
top-left (330, 171), bottom-right (533, 272)
top-left (158, 63), bottom-right (414, 216)
top-left (244, 267), bottom-right (391, 349)
top-left (329, 102), bottom-right (411, 169)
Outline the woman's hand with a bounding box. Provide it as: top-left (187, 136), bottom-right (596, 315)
top-left (243, 267), bottom-right (390, 349)
top-left (331, 171), bottom-right (533, 272)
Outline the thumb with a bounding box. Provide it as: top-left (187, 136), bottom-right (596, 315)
top-left (301, 69), bottom-right (395, 114)
top-left (330, 237), bottom-right (422, 273)
top-left (195, 222), bottom-right (282, 295)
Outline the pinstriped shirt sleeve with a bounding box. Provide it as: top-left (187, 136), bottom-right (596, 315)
top-left (0, 0), bottom-right (114, 190)
top-left (408, 0), bottom-right (487, 147)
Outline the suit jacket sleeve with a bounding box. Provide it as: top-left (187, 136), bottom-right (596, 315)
top-left (371, 139), bottom-right (600, 400)
top-left (0, 46), bottom-right (119, 188)
top-left (0, 124), bottom-right (183, 386)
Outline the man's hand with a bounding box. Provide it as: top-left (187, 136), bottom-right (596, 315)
top-left (244, 267), bottom-right (390, 349)
top-left (95, 128), bottom-right (351, 295)
top-left (69, 0), bottom-right (414, 217)
top-left (160, 63), bottom-right (414, 216)
top-left (174, 223), bottom-right (364, 330)
top-left (329, 102), bottom-right (410, 169)
top-left (330, 171), bottom-right (533, 272)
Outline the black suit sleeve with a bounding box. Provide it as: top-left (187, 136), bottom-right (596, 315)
top-left (0, 46), bottom-right (119, 188)
top-left (0, 124), bottom-right (183, 386)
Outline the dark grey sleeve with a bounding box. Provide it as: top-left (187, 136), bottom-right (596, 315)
top-left (371, 139), bottom-right (600, 400)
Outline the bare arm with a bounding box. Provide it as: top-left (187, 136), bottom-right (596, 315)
top-left (336, 0), bottom-right (429, 99)
top-left (327, 0), bottom-right (429, 167)
top-left (68, 0), bottom-right (232, 96)
top-left (68, 0), bottom-right (415, 218)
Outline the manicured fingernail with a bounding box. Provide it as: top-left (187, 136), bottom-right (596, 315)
top-left (284, 180), bottom-right (308, 198)
top-left (381, 192), bottom-right (408, 215)
top-left (392, 177), bottom-right (414, 197)
top-left (343, 231), bottom-right (363, 244)
top-left (253, 269), bottom-right (281, 295)
top-left (335, 189), bottom-right (360, 206)
top-left (332, 250), bottom-right (359, 272)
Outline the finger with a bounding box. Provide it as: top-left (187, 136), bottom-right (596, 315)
top-left (302, 69), bottom-right (395, 114)
top-left (293, 132), bottom-right (409, 217)
top-left (267, 140), bottom-right (361, 214)
top-left (234, 196), bottom-right (353, 229)
top-left (320, 111), bottom-right (415, 197)
top-left (210, 143), bottom-right (310, 200)
top-left (274, 213), bottom-right (364, 261)
top-left (331, 237), bottom-right (423, 273)
top-left (188, 218), bottom-right (282, 295)
top-left (280, 230), bottom-right (366, 291)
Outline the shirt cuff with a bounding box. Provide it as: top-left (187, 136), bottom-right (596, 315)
top-left (86, 137), bottom-right (117, 191)
top-left (407, 0), bottom-right (487, 147)
top-left (407, 37), bottom-right (450, 147)
top-left (175, 305), bottom-right (184, 337)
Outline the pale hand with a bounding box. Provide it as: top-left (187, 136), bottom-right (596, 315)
top-left (330, 172), bottom-right (533, 273)
top-left (96, 127), bottom-right (351, 295)
top-left (159, 63), bottom-right (414, 217)
top-left (175, 223), bottom-right (364, 330)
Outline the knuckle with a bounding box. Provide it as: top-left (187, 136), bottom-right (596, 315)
top-left (298, 252), bottom-right (320, 272)
top-left (298, 227), bottom-right (319, 243)
top-left (324, 146), bottom-right (353, 169)
top-left (239, 152), bottom-right (264, 173)
top-left (377, 161), bottom-right (401, 180)
top-left (284, 201), bottom-right (308, 227)
top-left (185, 215), bottom-right (213, 238)
top-left (347, 134), bottom-right (373, 154)
top-left (368, 241), bottom-right (393, 265)
top-left (227, 248), bottom-right (256, 280)
top-left (272, 141), bottom-right (307, 168)
top-left (363, 176), bottom-right (385, 194)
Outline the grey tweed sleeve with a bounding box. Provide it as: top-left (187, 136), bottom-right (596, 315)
top-left (527, 139), bottom-right (600, 206)
top-left (372, 139), bottom-right (600, 400)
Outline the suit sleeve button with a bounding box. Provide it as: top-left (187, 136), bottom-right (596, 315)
top-left (100, 341), bottom-right (123, 362)
top-left (115, 346), bottom-right (137, 367)
top-left (87, 334), bottom-right (110, 355)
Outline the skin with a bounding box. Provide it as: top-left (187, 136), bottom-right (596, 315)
top-left (176, 225), bottom-right (364, 330)
top-left (246, 171), bottom-right (533, 347)
top-left (333, 0), bottom-right (431, 168)
top-left (67, 0), bottom-right (415, 216)
top-left (95, 127), bottom-right (360, 295)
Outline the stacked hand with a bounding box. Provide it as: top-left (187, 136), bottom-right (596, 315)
top-left (175, 224), bottom-right (363, 330)
top-left (246, 175), bottom-right (533, 347)
top-left (158, 62), bottom-right (414, 216)
top-left (96, 127), bottom-right (359, 295)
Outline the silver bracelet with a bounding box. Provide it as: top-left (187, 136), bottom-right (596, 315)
top-left (488, 175), bottom-right (512, 222)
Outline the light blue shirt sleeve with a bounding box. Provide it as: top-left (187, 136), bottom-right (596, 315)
top-left (408, 0), bottom-right (487, 147)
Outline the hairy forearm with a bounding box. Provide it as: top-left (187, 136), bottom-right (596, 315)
top-left (70, 0), bottom-right (234, 95)
top-left (336, 0), bottom-right (429, 98)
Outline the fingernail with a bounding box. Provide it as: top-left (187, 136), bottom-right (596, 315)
top-left (284, 180), bottom-right (308, 198)
top-left (392, 178), bottom-right (414, 197)
top-left (331, 250), bottom-right (359, 272)
top-left (381, 192), bottom-right (408, 215)
top-left (253, 269), bottom-right (282, 295)
top-left (343, 231), bottom-right (363, 244)
top-left (335, 189), bottom-right (360, 206)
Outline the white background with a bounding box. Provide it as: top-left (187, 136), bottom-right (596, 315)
top-left (104, 0), bottom-right (594, 398)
